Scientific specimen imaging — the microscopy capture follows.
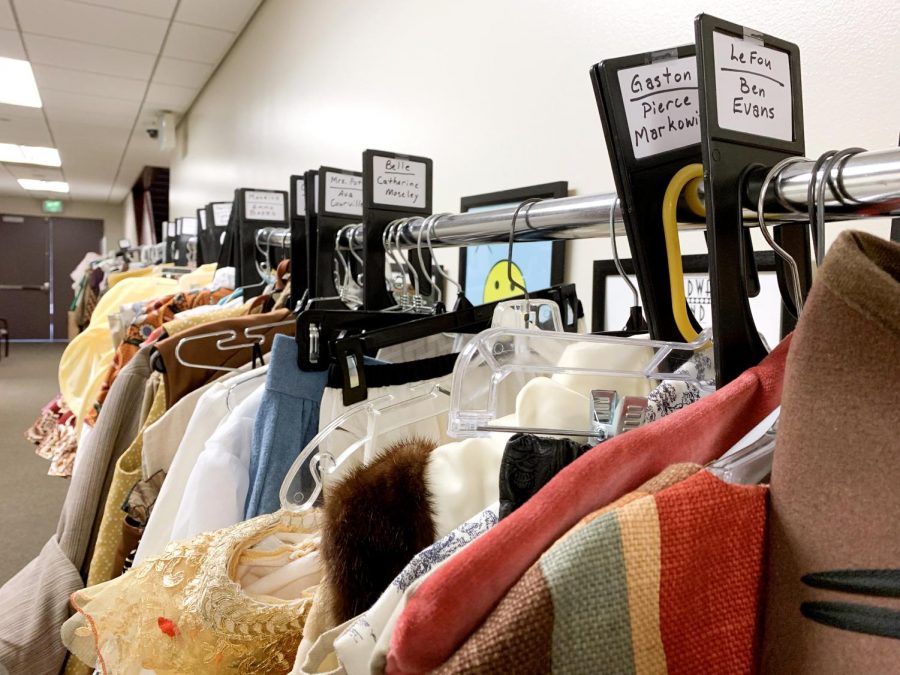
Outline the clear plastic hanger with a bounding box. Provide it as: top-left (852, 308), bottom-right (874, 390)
top-left (447, 326), bottom-right (714, 438)
top-left (708, 408), bottom-right (779, 484)
top-left (279, 382), bottom-right (451, 511)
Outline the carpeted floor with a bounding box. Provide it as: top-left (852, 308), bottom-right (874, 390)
top-left (0, 342), bottom-right (70, 585)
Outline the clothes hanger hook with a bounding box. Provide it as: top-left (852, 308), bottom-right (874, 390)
top-left (426, 213), bottom-right (463, 298)
top-left (416, 213), bottom-right (444, 304)
top-left (608, 196), bottom-right (640, 307)
top-left (507, 199), bottom-right (542, 302)
top-left (815, 147), bottom-right (866, 265)
top-left (383, 219), bottom-right (405, 292)
top-left (395, 218), bottom-right (423, 304)
top-left (756, 156), bottom-right (809, 315)
top-left (334, 225), bottom-right (355, 300)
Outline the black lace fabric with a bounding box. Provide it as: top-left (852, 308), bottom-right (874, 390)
top-left (498, 434), bottom-right (591, 519)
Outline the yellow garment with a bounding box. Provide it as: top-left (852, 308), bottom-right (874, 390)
top-left (58, 276), bottom-right (178, 428)
top-left (86, 378), bottom-right (167, 588)
top-left (107, 266), bottom-right (154, 288)
top-left (178, 262), bottom-right (218, 292)
top-left (64, 510), bottom-right (322, 675)
top-left (162, 300), bottom-right (249, 336)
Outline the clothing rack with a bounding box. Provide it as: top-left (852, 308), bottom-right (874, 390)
top-left (254, 227), bottom-right (291, 250)
top-left (333, 146), bottom-right (900, 249)
top-left (251, 147), bottom-right (899, 256)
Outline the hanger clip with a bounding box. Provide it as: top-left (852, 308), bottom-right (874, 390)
top-left (614, 396), bottom-right (649, 436)
top-left (589, 389), bottom-right (618, 444)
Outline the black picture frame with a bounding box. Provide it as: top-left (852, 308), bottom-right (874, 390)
top-left (592, 250), bottom-right (790, 337)
top-left (458, 181), bottom-right (568, 301)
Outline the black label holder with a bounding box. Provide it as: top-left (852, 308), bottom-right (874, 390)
top-left (234, 187), bottom-right (289, 297)
top-left (314, 167), bottom-right (364, 299)
top-left (695, 13), bottom-right (809, 384)
top-left (361, 149), bottom-right (434, 310)
top-left (591, 45), bottom-right (707, 342)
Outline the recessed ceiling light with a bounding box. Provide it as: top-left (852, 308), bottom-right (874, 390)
top-left (0, 57), bottom-right (42, 108)
top-left (18, 179), bottom-right (68, 193)
top-left (0, 143), bottom-right (61, 167)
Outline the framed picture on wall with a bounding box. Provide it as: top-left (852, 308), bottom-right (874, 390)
top-left (592, 251), bottom-right (794, 348)
top-left (458, 181), bottom-right (568, 305)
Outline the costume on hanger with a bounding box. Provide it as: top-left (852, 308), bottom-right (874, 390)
top-left (435, 464), bottom-right (770, 674)
top-left (169, 382), bottom-right (267, 541)
top-left (86, 287), bottom-right (235, 427)
top-left (63, 510), bottom-right (323, 675)
top-left (244, 335), bottom-right (330, 519)
top-left (385, 337), bottom-right (789, 673)
top-left (85, 377), bottom-right (168, 587)
top-left (498, 434), bottom-right (592, 520)
top-left (153, 309), bottom-right (294, 408)
top-left (761, 231), bottom-right (900, 673)
top-left (0, 349), bottom-right (153, 674)
top-left (134, 365), bottom-right (268, 565)
top-left (313, 503), bottom-right (502, 675)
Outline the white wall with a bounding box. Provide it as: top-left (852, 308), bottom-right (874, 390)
top-left (170, 0), bottom-right (899, 326)
top-left (0, 195), bottom-right (124, 249)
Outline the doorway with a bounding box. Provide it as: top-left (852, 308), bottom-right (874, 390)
top-left (0, 214), bottom-right (104, 341)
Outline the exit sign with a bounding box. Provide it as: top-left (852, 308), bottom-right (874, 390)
top-left (42, 199), bottom-right (63, 213)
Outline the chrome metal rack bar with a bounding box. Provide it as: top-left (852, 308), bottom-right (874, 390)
top-left (255, 227), bottom-right (292, 248)
top-left (341, 146), bottom-right (900, 250)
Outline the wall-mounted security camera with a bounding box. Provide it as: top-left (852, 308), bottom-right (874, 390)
top-left (158, 111), bottom-right (176, 151)
top-left (146, 128), bottom-right (159, 139)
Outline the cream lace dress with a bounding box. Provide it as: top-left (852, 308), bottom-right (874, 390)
top-left (62, 510), bottom-right (322, 674)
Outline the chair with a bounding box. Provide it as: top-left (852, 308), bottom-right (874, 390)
top-left (0, 318), bottom-right (8, 361)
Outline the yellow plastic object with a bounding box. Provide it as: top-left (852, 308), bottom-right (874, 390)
top-left (662, 164), bottom-right (705, 342)
top-left (684, 176), bottom-right (706, 218)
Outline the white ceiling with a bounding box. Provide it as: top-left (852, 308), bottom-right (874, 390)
top-left (0, 0), bottom-right (262, 202)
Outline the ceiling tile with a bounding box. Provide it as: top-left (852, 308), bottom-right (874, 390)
top-left (24, 33), bottom-right (155, 79)
top-left (0, 115), bottom-right (54, 146)
top-left (4, 163), bottom-right (65, 181)
top-left (162, 21), bottom-right (233, 65)
top-left (52, 121), bottom-right (129, 157)
top-left (145, 81), bottom-right (196, 112)
top-left (0, 102), bottom-right (47, 126)
top-left (14, 0), bottom-right (168, 54)
top-left (34, 64), bottom-right (146, 101)
top-left (66, 0), bottom-right (177, 19)
top-left (152, 56), bottom-right (212, 88)
top-left (0, 1), bottom-right (14, 30)
top-left (174, 0), bottom-right (260, 32)
top-left (41, 89), bottom-right (140, 129)
top-left (0, 27), bottom-right (24, 59)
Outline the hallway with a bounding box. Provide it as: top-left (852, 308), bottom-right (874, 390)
top-left (0, 343), bottom-right (69, 584)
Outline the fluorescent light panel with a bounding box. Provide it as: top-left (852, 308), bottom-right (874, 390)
top-left (0, 143), bottom-right (61, 167)
top-left (18, 179), bottom-right (69, 193)
top-left (0, 57), bottom-right (42, 108)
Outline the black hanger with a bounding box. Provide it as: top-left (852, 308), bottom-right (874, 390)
top-left (295, 307), bottom-right (425, 371)
top-left (331, 283), bottom-right (579, 405)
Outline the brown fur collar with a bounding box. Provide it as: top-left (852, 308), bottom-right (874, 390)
top-left (322, 437), bottom-right (437, 622)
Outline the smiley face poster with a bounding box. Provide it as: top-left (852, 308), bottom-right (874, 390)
top-left (462, 240), bottom-right (555, 305)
